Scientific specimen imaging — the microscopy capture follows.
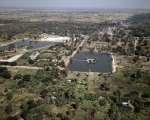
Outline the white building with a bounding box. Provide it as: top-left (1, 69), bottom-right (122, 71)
top-left (40, 36), bottom-right (71, 42)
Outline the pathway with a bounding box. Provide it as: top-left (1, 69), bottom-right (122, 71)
top-left (6, 65), bottom-right (42, 70)
top-left (129, 103), bottom-right (135, 113)
top-left (13, 110), bottom-right (20, 117)
top-left (0, 54), bottom-right (23, 62)
top-left (29, 52), bottom-right (40, 60)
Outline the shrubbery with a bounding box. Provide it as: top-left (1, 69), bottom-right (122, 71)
top-left (0, 67), bottom-right (11, 79)
top-left (5, 104), bottom-right (12, 114)
top-left (9, 62), bottom-right (17, 66)
top-left (22, 75), bottom-right (31, 81)
top-left (14, 74), bottom-right (23, 80)
top-left (1, 70), bottom-right (11, 79)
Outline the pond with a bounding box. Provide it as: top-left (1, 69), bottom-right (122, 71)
top-left (2, 40), bottom-right (55, 50)
top-left (67, 51), bottom-right (112, 73)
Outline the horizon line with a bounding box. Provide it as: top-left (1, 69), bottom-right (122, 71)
top-left (0, 6), bottom-right (150, 11)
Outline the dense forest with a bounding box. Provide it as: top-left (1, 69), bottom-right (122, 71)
top-left (128, 13), bottom-right (150, 37)
top-left (0, 20), bottom-right (100, 41)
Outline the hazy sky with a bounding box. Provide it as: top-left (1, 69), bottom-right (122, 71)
top-left (0, 0), bottom-right (150, 9)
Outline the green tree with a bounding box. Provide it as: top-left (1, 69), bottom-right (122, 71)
top-left (28, 60), bottom-right (35, 64)
top-left (57, 113), bottom-right (64, 119)
top-left (147, 57), bottom-right (149, 62)
top-left (14, 74), bottom-right (23, 80)
top-left (4, 88), bottom-right (8, 92)
top-left (76, 73), bottom-right (81, 77)
top-left (0, 67), bottom-right (8, 72)
top-left (9, 62), bottom-right (17, 66)
top-left (115, 112), bottom-right (121, 120)
top-left (2, 71), bottom-right (11, 79)
top-left (75, 101), bottom-right (79, 109)
top-left (6, 116), bottom-right (18, 120)
top-left (45, 66), bottom-right (50, 71)
top-left (60, 69), bottom-right (68, 77)
top-left (133, 56), bottom-right (139, 63)
top-left (18, 81), bottom-right (25, 88)
top-left (20, 103), bottom-right (28, 110)
top-left (6, 92), bottom-right (13, 100)
top-left (22, 74), bottom-right (31, 81)
top-left (35, 70), bottom-right (46, 80)
top-left (59, 60), bottom-right (65, 68)
top-left (20, 110), bottom-right (29, 120)
top-left (5, 104), bottom-right (12, 114)
top-left (136, 70), bottom-right (141, 78)
top-left (3, 62), bottom-right (10, 65)
top-left (40, 89), bottom-right (48, 98)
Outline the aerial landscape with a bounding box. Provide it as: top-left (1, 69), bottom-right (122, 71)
top-left (0, 0), bottom-right (150, 120)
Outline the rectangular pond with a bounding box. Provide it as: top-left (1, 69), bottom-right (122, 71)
top-left (67, 51), bottom-right (112, 73)
top-left (2, 40), bottom-right (55, 50)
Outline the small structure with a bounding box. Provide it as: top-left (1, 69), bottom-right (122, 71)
top-left (51, 96), bottom-right (56, 100)
top-left (94, 47), bottom-right (97, 51)
top-left (86, 59), bottom-right (97, 64)
top-left (66, 80), bottom-right (72, 83)
top-left (51, 96), bottom-right (56, 104)
top-left (122, 102), bottom-right (129, 106)
top-left (99, 96), bottom-right (105, 100)
top-left (40, 34), bottom-right (71, 42)
top-left (88, 69), bottom-right (93, 77)
top-left (122, 100), bottom-right (130, 106)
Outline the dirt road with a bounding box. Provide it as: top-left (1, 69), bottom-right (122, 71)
top-left (0, 54), bottom-right (23, 62)
top-left (6, 65), bottom-right (42, 70)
